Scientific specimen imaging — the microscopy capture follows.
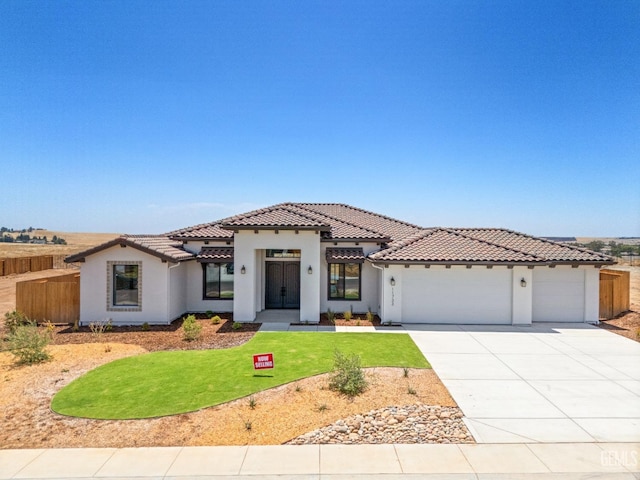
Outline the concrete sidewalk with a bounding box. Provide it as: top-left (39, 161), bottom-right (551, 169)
top-left (1, 443), bottom-right (639, 479)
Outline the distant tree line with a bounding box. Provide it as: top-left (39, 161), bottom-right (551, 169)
top-left (580, 240), bottom-right (640, 257)
top-left (0, 227), bottom-right (66, 245)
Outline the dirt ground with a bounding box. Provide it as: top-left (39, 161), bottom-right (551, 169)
top-left (0, 326), bottom-right (453, 449)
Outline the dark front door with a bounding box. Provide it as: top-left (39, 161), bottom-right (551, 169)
top-left (265, 262), bottom-right (300, 309)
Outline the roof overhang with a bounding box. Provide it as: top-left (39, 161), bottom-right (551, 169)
top-left (65, 237), bottom-right (195, 264)
top-left (326, 247), bottom-right (365, 264)
top-left (220, 224), bottom-right (331, 232)
top-left (366, 259), bottom-right (615, 267)
top-left (197, 247), bottom-right (234, 263)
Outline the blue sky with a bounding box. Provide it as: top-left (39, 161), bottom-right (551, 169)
top-left (1, 0), bottom-right (638, 237)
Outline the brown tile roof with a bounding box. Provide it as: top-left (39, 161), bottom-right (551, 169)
top-left (197, 247), bottom-right (234, 262)
top-left (368, 228), bottom-right (614, 265)
top-left (295, 203), bottom-right (422, 242)
top-left (167, 222), bottom-right (233, 240)
top-left (220, 204), bottom-right (331, 230)
top-left (325, 247), bottom-right (365, 263)
top-left (453, 228), bottom-right (613, 263)
top-left (65, 235), bottom-right (195, 263)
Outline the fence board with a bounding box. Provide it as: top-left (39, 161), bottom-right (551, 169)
top-left (16, 273), bottom-right (80, 323)
top-left (599, 269), bottom-right (630, 319)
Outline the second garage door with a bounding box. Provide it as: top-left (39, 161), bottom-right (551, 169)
top-left (401, 267), bottom-right (513, 324)
top-left (532, 267), bottom-right (585, 322)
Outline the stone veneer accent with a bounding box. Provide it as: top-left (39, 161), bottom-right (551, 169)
top-left (106, 260), bottom-right (143, 312)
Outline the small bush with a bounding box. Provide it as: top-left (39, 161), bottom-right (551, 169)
top-left (232, 321), bottom-right (242, 331)
top-left (407, 386), bottom-right (417, 395)
top-left (326, 309), bottom-right (336, 324)
top-left (366, 310), bottom-right (374, 323)
top-left (182, 314), bottom-right (202, 341)
top-left (89, 319), bottom-right (111, 339)
top-left (343, 310), bottom-right (352, 322)
top-left (4, 310), bottom-right (31, 334)
top-left (403, 367), bottom-right (410, 378)
top-left (329, 349), bottom-right (368, 397)
top-left (211, 315), bottom-right (221, 325)
top-left (142, 322), bottom-right (150, 331)
top-left (318, 403), bottom-right (328, 412)
top-left (248, 396), bottom-right (257, 409)
top-left (8, 323), bottom-right (52, 364)
top-left (205, 310), bottom-right (214, 317)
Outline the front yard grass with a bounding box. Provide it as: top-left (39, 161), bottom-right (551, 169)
top-left (51, 332), bottom-right (429, 419)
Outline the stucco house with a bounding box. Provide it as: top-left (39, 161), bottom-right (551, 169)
top-left (65, 203), bottom-right (613, 326)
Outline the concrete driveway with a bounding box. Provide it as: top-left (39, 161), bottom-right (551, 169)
top-left (405, 323), bottom-right (640, 443)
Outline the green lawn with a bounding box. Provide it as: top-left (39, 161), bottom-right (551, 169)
top-left (51, 332), bottom-right (428, 420)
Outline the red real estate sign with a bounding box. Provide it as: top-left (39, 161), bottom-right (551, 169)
top-left (253, 353), bottom-right (274, 370)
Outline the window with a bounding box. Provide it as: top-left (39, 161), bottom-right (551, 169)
top-left (203, 262), bottom-right (234, 299)
top-left (266, 249), bottom-right (301, 258)
top-left (113, 264), bottom-right (139, 306)
top-left (328, 263), bottom-right (361, 300)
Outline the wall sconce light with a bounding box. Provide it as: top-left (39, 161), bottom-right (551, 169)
top-left (520, 278), bottom-right (526, 287)
top-left (390, 277), bottom-right (396, 286)
top-left (241, 265), bottom-right (246, 274)
top-left (308, 265), bottom-right (313, 274)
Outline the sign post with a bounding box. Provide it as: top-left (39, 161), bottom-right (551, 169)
top-left (253, 353), bottom-right (274, 370)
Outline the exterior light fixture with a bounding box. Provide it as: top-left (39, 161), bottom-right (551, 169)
top-left (308, 265), bottom-right (313, 274)
top-left (520, 278), bottom-right (526, 287)
top-left (241, 265), bottom-right (246, 274)
top-left (390, 277), bottom-right (396, 286)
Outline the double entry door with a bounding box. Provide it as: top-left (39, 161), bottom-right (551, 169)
top-left (265, 261), bottom-right (300, 309)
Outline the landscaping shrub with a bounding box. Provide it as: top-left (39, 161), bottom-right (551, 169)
top-left (232, 321), bottom-right (242, 331)
top-left (329, 349), bottom-right (368, 396)
top-left (4, 310), bottom-right (31, 334)
top-left (8, 322), bottom-right (52, 364)
top-left (326, 309), bottom-right (336, 324)
top-left (366, 309), bottom-right (374, 323)
top-left (343, 310), bottom-right (352, 322)
top-left (182, 314), bottom-right (202, 341)
top-left (210, 315), bottom-right (221, 325)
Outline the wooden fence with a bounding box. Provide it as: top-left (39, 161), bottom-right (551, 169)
top-left (600, 269), bottom-right (630, 319)
top-left (0, 255), bottom-right (76, 276)
top-left (16, 273), bottom-right (80, 323)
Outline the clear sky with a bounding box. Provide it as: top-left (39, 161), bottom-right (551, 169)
top-left (1, 0), bottom-right (638, 237)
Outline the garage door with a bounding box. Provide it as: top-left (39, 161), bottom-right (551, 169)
top-left (402, 267), bottom-right (512, 324)
top-left (532, 268), bottom-right (585, 322)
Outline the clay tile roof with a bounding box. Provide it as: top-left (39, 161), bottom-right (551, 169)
top-left (295, 203), bottom-right (422, 242)
top-left (452, 228), bottom-right (613, 263)
top-left (197, 247), bottom-right (234, 262)
top-left (65, 235), bottom-right (195, 263)
top-left (369, 229), bottom-right (540, 263)
top-left (325, 247), bottom-right (365, 263)
top-left (368, 228), bottom-right (614, 265)
top-left (167, 222), bottom-right (233, 240)
top-left (220, 204), bottom-right (330, 230)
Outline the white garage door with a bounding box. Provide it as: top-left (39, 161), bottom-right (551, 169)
top-left (532, 268), bottom-right (585, 322)
top-left (402, 268), bottom-right (512, 324)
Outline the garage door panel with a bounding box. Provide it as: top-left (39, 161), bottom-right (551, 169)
top-left (532, 268), bottom-right (584, 322)
top-left (402, 268), bottom-right (512, 324)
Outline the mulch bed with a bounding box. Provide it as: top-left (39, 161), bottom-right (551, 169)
top-left (50, 314), bottom-right (261, 351)
top-left (303, 313), bottom-right (384, 327)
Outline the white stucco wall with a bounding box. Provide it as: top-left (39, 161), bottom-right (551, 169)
top-left (233, 230), bottom-right (321, 322)
top-left (512, 266), bottom-right (533, 325)
top-left (168, 261), bottom-right (188, 321)
top-left (78, 245), bottom-right (172, 325)
top-left (320, 242), bottom-right (380, 315)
